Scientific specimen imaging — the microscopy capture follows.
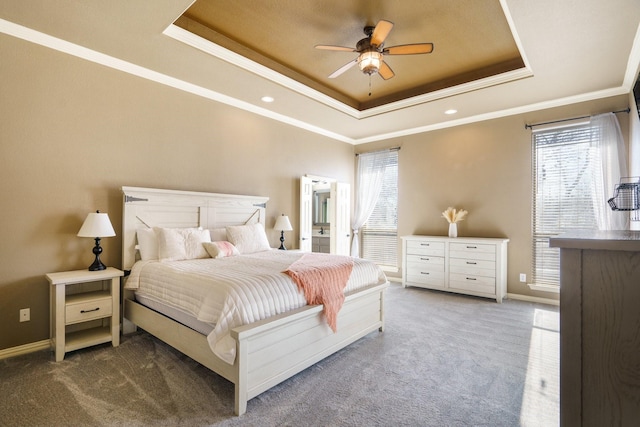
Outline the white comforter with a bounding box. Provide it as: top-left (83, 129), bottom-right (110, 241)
top-left (125, 250), bottom-right (387, 364)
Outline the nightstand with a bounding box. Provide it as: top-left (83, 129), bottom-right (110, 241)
top-left (46, 267), bottom-right (123, 361)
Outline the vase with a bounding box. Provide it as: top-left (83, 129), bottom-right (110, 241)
top-left (448, 223), bottom-right (458, 238)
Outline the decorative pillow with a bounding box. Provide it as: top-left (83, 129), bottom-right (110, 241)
top-left (210, 227), bottom-right (228, 242)
top-left (226, 223), bottom-right (271, 254)
top-left (136, 227), bottom-right (158, 261)
top-left (155, 227), bottom-right (211, 261)
top-left (203, 241), bottom-right (240, 258)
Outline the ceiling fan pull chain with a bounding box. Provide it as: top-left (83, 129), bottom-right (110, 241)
top-left (369, 75), bottom-right (372, 96)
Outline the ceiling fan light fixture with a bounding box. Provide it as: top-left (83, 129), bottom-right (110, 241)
top-left (358, 50), bottom-right (382, 75)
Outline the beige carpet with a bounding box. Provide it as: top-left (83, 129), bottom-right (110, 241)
top-left (0, 283), bottom-right (559, 426)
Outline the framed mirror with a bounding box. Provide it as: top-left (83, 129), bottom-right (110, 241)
top-left (313, 189), bottom-right (330, 226)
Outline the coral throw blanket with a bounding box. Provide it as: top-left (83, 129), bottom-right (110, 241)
top-left (284, 253), bottom-right (354, 332)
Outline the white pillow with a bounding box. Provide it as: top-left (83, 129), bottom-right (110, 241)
top-left (136, 227), bottom-right (158, 261)
top-left (203, 241), bottom-right (240, 258)
top-left (226, 223), bottom-right (271, 254)
top-left (155, 227), bottom-right (211, 261)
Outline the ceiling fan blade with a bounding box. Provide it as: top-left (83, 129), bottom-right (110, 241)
top-left (328, 58), bottom-right (358, 78)
top-left (384, 43), bottom-right (434, 55)
top-left (315, 45), bottom-right (356, 52)
top-left (378, 60), bottom-right (395, 80)
top-left (371, 20), bottom-right (394, 46)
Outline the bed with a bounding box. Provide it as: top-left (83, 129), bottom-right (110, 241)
top-left (121, 186), bottom-right (389, 415)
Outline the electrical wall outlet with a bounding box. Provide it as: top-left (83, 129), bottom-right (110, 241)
top-left (519, 273), bottom-right (527, 283)
top-left (19, 308), bottom-right (30, 322)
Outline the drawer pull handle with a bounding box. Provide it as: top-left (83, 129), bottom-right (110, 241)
top-left (466, 261), bottom-right (477, 265)
top-left (420, 257), bottom-right (430, 261)
top-left (466, 246), bottom-right (477, 249)
top-left (466, 277), bottom-right (477, 281)
top-left (421, 272), bottom-right (430, 275)
top-left (420, 243), bottom-right (430, 246)
top-left (80, 307), bottom-right (100, 314)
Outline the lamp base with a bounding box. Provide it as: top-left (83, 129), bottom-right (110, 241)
top-left (278, 231), bottom-right (287, 250)
top-left (88, 237), bottom-right (107, 271)
top-left (88, 259), bottom-right (107, 271)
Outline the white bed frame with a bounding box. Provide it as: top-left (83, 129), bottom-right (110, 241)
top-left (121, 186), bottom-right (388, 415)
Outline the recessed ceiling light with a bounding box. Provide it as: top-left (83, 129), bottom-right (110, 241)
top-left (444, 109), bottom-right (457, 115)
top-left (261, 96), bottom-right (274, 103)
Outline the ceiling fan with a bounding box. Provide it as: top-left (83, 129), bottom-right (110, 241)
top-left (315, 20), bottom-right (434, 80)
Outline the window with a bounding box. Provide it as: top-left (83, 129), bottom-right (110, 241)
top-left (532, 123), bottom-right (600, 287)
top-left (361, 150), bottom-right (398, 268)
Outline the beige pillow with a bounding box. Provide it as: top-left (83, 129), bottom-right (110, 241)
top-left (203, 241), bottom-right (240, 258)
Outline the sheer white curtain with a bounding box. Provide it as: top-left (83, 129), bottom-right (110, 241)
top-left (351, 151), bottom-right (387, 257)
top-left (591, 113), bottom-right (629, 230)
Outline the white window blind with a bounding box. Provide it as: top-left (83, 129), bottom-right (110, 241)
top-left (532, 123), bottom-right (599, 286)
top-left (362, 150), bottom-right (398, 268)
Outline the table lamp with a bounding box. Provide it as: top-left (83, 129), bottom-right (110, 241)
top-left (77, 210), bottom-right (116, 271)
top-left (274, 214), bottom-right (293, 250)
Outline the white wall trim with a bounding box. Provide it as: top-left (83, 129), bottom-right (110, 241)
top-left (0, 17), bottom-right (634, 145)
top-left (528, 283), bottom-right (560, 294)
top-left (507, 292), bottom-right (559, 307)
top-left (0, 339), bottom-right (51, 360)
top-left (354, 86), bottom-right (629, 144)
top-left (0, 18), bottom-right (353, 144)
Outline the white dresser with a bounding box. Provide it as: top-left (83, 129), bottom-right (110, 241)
top-left (402, 235), bottom-right (509, 302)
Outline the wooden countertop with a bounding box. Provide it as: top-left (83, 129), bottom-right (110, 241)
top-left (549, 229), bottom-right (640, 251)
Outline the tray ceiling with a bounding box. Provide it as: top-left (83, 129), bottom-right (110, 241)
top-left (175, 0), bottom-right (526, 111)
top-left (1, 0), bottom-right (638, 143)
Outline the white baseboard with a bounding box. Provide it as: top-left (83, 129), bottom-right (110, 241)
top-left (0, 339), bottom-right (51, 360)
top-left (507, 292), bottom-right (559, 306)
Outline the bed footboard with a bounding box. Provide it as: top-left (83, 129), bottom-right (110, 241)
top-left (124, 281), bottom-right (388, 415)
top-left (231, 281), bottom-right (387, 415)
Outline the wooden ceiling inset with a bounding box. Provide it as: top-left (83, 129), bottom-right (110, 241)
top-left (175, 0), bottom-right (525, 111)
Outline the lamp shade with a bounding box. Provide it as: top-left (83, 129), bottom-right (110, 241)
top-left (77, 211), bottom-right (116, 238)
top-left (274, 214), bottom-right (293, 232)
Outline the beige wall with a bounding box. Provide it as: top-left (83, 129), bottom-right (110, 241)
top-left (1, 31), bottom-right (633, 351)
top-left (0, 34), bottom-right (354, 350)
top-left (357, 95), bottom-right (630, 298)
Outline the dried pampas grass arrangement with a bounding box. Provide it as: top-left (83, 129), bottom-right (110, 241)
top-left (442, 207), bottom-right (468, 224)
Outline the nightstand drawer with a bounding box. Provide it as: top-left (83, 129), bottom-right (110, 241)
top-left (65, 291), bottom-right (112, 325)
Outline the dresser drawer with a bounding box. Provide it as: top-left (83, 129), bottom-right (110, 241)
top-left (406, 270), bottom-right (446, 288)
top-left (406, 240), bottom-right (445, 256)
top-left (406, 254), bottom-right (445, 269)
top-left (449, 273), bottom-right (496, 295)
top-left (65, 291), bottom-right (112, 325)
top-left (449, 258), bottom-right (496, 277)
top-left (449, 242), bottom-right (496, 261)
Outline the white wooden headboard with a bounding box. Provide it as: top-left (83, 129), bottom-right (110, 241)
top-left (121, 186), bottom-right (269, 271)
